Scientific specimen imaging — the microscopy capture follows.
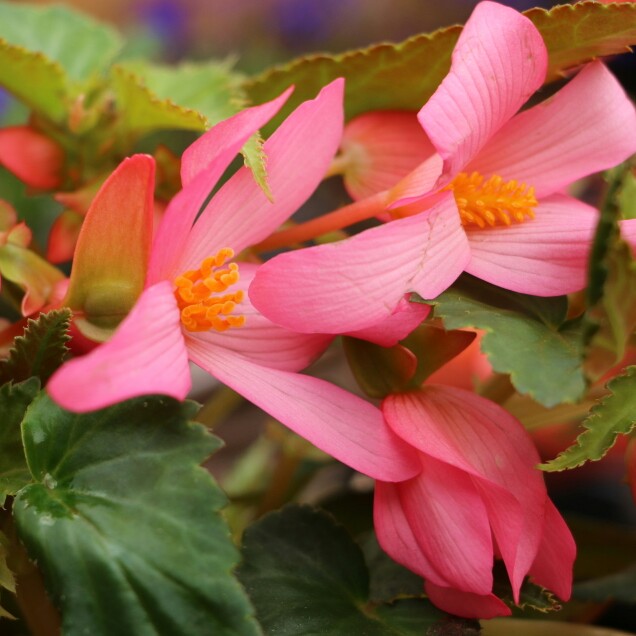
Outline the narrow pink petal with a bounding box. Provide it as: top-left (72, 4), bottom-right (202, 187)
top-left (384, 387), bottom-right (547, 596)
top-left (465, 194), bottom-right (598, 296)
top-left (469, 63), bottom-right (636, 197)
top-left (424, 582), bottom-right (511, 619)
top-left (249, 195), bottom-right (469, 334)
top-left (400, 455), bottom-right (494, 595)
top-left (528, 500), bottom-right (576, 601)
top-left (346, 296), bottom-right (430, 347)
top-left (386, 154), bottom-right (444, 207)
top-left (47, 282), bottom-right (191, 412)
top-left (178, 79), bottom-right (345, 271)
top-left (148, 87), bottom-right (293, 283)
top-left (189, 263), bottom-right (332, 372)
top-left (186, 342), bottom-right (420, 481)
top-left (374, 481), bottom-right (448, 586)
top-left (340, 111), bottom-right (435, 200)
top-left (418, 1), bottom-right (547, 179)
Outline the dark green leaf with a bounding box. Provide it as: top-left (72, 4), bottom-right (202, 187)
top-left (13, 393), bottom-right (260, 636)
top-left (238, 505), bottom-right (478, 635)
top-left (243, 2), bottom-right (636, 133)
top-left (574, 563), bottom-right (636, 604)
top-left (0, 309), bottom-right (71, 386)
top-left (540, 366), bottom-right (636, 471)
top-left (0, 378), bottom-right (39, 505)
top-left (418, 276), bottom-right (584, 408)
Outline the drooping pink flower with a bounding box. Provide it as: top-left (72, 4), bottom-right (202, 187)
top-left (249, 1), bottom-right (636, 336)
top-left (374, 386), bottom-right (576, 619)
top-left (46, 80), bottom-right (420, 483)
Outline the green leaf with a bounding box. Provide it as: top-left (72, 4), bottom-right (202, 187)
top-left (584, 164), bottom-right (636, 379)
top-left (13, 393), bottom-right (260, 636)
top-left (243, 2), bottom-right (636, 132)
top-left (540, 365), bottom-right (636, 471)
top-left (238, 505), bottom-right (478, 635)
top-left (418, 276), bottom-right (585, 408)
top-left (0, 309), bottom-right (71, 386)
top-left (0, 378), bottom-right (39, 507)
top-left (574, 562), bottom-right (636, 604)
top-left (0, 530), bottom-right (16, 620)
top-left (0, 3), bottom-right (122, 121)
top-left (618, 167), bottom-right (636, 220)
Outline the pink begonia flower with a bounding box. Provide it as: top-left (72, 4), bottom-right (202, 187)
top-left (46, 80), bottom-right (420, 483)
top-left (249, 1), bottom-right (636, 335)
top-left (375, 386), bottom-right (575, 619)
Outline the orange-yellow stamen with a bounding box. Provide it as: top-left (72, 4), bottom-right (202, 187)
top-left (447, 172), bottom-right (537, 228)
top-left (174, 248), bottom-right (246, 332)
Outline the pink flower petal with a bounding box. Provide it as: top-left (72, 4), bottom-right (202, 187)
top-left (189, 263), bottom-right (332, 372)
top-left (528, 500), bottom-right (576, 601)
top-left (340, 111), bottom-right (435, 200)
top-left (424, 582), bottom-right (511, 619)
top-left (186, 342), bottom-right (421, 481)
top-left (400, 454), bottom-right (494, 595)
top-left (249, 195), bottom-right (469, 334)
top-left (345, 296), bottom-right (430, 347)
top-left (418, 1), bottom-right (547, 180)
top-left (374, 480), bottom-right (448, 586)
top-left (148, 87), bottom-right (293, 283)
top-left (465, 194), bottom-right (598, 296)
top-left (469, 62), bottom-right (636, 197)
top-left (178, 79), bottom-right (345, 272)
top-left (47, 282), bottom-right (191, 412)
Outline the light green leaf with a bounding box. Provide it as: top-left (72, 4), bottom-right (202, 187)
top-left (0, 378), bottom-right (39, 506)
top-left (0, 3), bottom-right (122, 121)
top-left (418, 276), bottom-right (585, 408)
top-left (238, 505), bottom-right (478, 635)
top-left (13, 393), bottom-right (261, 636)
top-left (541, 366), bottom-right (636, 471)
top-left (243, 2), bottom-right (636, 132)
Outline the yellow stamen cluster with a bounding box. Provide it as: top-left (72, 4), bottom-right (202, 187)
top-left (447, 172), bottom-right (538, 228)
top-left (174, 248), bottom-right (246, 333)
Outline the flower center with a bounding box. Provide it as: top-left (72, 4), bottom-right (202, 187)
top-left (446, 172), bottom-right (537, 228)
top-left (174, 248), bottom-right (246, 333)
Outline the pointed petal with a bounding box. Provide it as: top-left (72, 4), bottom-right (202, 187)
top-left (47, 282), bottom-right (191, 412)
top-left (528, 500), bottom-right (576, 601)
top-left (346, 296), bottom-right (430, 347)
top-left (148, 87), bottom-right (293, 283)
top-left (374, 481), bottom-right (448, 586)
top-left (249, 195), bottom-right (469, 334)
top-left (186, 342), bottom-right (420, 481)
top-left (64, 155), bottom-right (155, 327)
top-left (424, 582), bottom-right (511, 619)
top-left (465, 194), bottom-right (598, 295)
top-left (469, 62), bottom-right (636, 197)
top-left (400, 455), bottom-right (494, 595)
top-left (340, 111), bottom-right (435, 200)
top-left (190, 263), bottom-right (332, 372)
top-left (384, 387), bottom-right (547, 596)
top-left (0, 126), bottom-right (64, 190)
top-left (180, 79), bottom-right (344, 270)
top-left (418, 1), bottom-right (547, 179)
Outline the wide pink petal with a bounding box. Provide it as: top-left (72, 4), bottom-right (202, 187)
top-left (469, 62), bottom-right (636, 197)
top-left (345, 296), bottom-right (430, 347)
top-left (339, 111), bottom-right (435, 200)
top-left (528, 500), bottom-right (576, 601)
top-left (400, 455), bottom-right (494, 595)
top-left (148, 88), bottom-right (293, 283)
top-left (249, 195), bottom-right (470, 334)
top-left (384, 387), bottom-right (547, 596)
top-left (374, 480), bottom-right (448, 587)
top-left (465, 194), bottom-right (598, 296)
top-left (424, 582), bottom-right (511, 619)
top-left (177, 79), bottom-right (344, 272)
top-left (186, 342), bottom-right (420, 481)
top-left (418, 1), bottom-right (547, 180)
top-left (188, 263), bottom-right (332, 372)
top-left (47, 282), bottom-right (191, 412)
